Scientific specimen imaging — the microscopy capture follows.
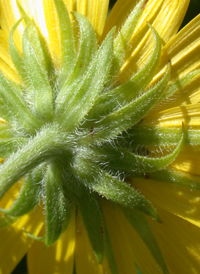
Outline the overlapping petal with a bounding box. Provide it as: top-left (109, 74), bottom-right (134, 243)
top-left (76, 0), bottom-right (109, 38)
top-left (148, 207), bottom-right (200, 274)
top-left (157, 14), bottom-right (200, 81)
top-left (149, 14), bottom-right (200, 112)
top-left (143, 104), bottom-right (200, 128)
top-left (0, 30), bottom-right (19, 81)
top-left (132, 176), bottom-right (200, 228)
top-left (0, 0), bottom-right (200, 273)
top-left (0, 206), bottom-right (43, 274)
top-left (170, 147), bottom-right (200, 176)
top-left (103, 0), bottom-right (189, 82)
top-left (103, 203), bottom-right (162, 274)
top-left (75, 212), bottom-right (110, 274)
top-left (27, 208), bottom-right (75, 274)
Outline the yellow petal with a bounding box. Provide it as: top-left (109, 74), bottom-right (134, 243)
top-left (103, 202), bottom-right (162, 274)
top-left (0, 206), bottom-right (43, 274)
top-left (157, 14), bottom-right (200, 82)
top-left (0, 30), bottom-right (11, 67)
top-left (148, 14), bottom-right (200, 110)
top-left (0, 0), bottom-right (21, 35)
top-left (142, 104), bottom-right (200, 128)
top-left (0, 29), bottom-right (20, 82)
top-left (148, 207), bottom-right (200, 273)
top-left (75, 211), bottom-right (110, 274)
top-left (0, 181), bottom-right (21, 210)
top-left (27, 207), bottom-right (75, 274)
top-left (131, 175), bottom-right (200, 228)
top-left (76, 0), bottom-right (109, 39)
top-left (17, 0), bottom-right (49, 40)
top-left (149, 75), bottom-right (200, 115)
top-left (42, 0), bottom-right (61, 66)
top-left (104, 0), bottom-right (189, 82)
top-left (1, 0), bottom-right (55, 62)
top-left (170, 146), bottom-right (200, 176)
top-left (42, 0), bottom-right (109, 64)
top-left (0, 226), bottom-right (29, 274)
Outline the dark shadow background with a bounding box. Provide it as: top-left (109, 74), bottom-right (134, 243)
top-left (11, 0), bottom-right (200, 273)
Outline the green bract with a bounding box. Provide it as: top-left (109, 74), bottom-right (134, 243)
top-left (0, 0), bottom-right (191, 273)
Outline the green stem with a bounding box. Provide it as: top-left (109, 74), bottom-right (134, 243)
top-left (0, 124), bottom-right (72, 200)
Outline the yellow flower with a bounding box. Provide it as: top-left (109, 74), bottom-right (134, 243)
top-left (0, 0), bottom-right (200, 273)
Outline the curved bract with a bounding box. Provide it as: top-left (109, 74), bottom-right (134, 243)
top-left (0, 0), bottom-right (199, 274)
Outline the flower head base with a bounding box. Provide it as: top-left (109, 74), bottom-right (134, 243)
top-left (0, 0), bottom-right (199, 273)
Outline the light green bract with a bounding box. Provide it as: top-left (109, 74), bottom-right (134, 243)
top-left (0, 0), bottom-right (195, 273)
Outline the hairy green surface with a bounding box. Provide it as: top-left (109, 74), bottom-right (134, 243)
top-left (0, 1), bottom-right (199, 273)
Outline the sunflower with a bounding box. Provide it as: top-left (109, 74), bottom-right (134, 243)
top-left (0, 0), bottom-right (200, 273)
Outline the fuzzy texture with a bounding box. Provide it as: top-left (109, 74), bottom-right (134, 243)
top-left (0, 1), bottom-right (199, 274)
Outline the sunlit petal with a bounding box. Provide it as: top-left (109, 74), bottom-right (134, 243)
top-left (75, 211), bottom-right (110, 274)
top-left (28, 208), bottom-right (75, 274)
top-left (132, 176), bottom-right (200, 228)
top-left (148, 207), bottom-right (200, 273)
top-left (143, 104), bottom-right (200, 128)
top-left (103, 202), bottom-right (162, 274)
top-left (76, 0), bottom-right (109, 38)
top-left (0, 206), bottom-right (43, 274)
top-left (104, 0), bottom-right (189, 82)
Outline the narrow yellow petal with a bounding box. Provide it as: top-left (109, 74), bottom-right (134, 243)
top-left (131, 176), bottom-right (200, 228)
top-left (0, 0), bottom-right (24, 53)
top-left (170, 146), bottom-right (200, 176)
top-left (121, 0), bottom-right (189, 80)
top-left (0, 182), bottom-right (21, 210)
top-left (149, 75), bottom-right (200, 115)
top-left (0, 58), bottom-right (20, 82)
top-left (158, 14), bottom-right (200, 81)
top-left (0, 0), bottom-right (20, 35)
top-left (143, 104), bottom-right (200, 128)
top-left (42, 0), bottom-right (61, 66)
top-left (148, 207), bottom-right (200, 273)
top-left (0, 30), bottom-right (20, 82)
top-left (103, 202), bottom-right (161, 274)
top-left (17, 0), bottom-right (49, 39)
top-left (0, 206), bottom-right (43, 274)
top-left (0, 226), bottom-right (29, 274)
top-left (75, 211), bottom-right (108, 274)
top-left (0, 30), bottom-right (11, 67)
top-left (27, 207), bottom-right (75, 274)
top-left (76, 0), bottom-right (109, 38)
top-left (102, 0), bottom-right (138, 39)
top-left (104, 0), bottom-right (189, 82)
top-left (147, 14), bottom-right (200, 110)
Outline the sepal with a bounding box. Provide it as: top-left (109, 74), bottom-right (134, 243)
top-left (9, 18), bottom-right (28, 82)
top-left (56, 27), bottom-right (115, 131)
top-left (45, 163), bottom-right (72, 246)
top-left (135, 265), bottom-right (144, 274)
top-left (94, 126), bottom-right (184, 174)
top-left (0, 165), bottom-right (43, 216)
top-left (53, 0), bottom-right (76, 85)
top-left (73, 155), bottom-right (160, 221)
top-left (22, 25), bottom-right (54, 121)
top-left (70, 12), bottom-right (98, 82)
top-left (62, 173), bottom-right (105, 263)
top-left (77, 192), bottom-right (104, 263)
top-left (92, 63), bottom-right (171, 142)
top-left (0, 71), bottom-right (42, 133)
top-left (85, 23), bottom-right (162, 123)
top-left (112, 0), bottom-right (146, 74)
